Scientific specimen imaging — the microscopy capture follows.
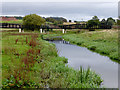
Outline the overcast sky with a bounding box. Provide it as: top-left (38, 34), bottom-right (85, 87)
top-left (1, 0), bottom-right (119, 21)
top-left (2, 0), bottom-right (119, 2)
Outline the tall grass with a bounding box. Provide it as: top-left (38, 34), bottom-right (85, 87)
top-left (63, 30), bottom-right (119, 62)
top-left (2, 32), bottom-right (103, 88)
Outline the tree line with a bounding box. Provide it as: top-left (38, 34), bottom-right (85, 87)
top-left (87, 16), bottom-right (116, 29)
top-left (22, 14), bottom-right (117, 31)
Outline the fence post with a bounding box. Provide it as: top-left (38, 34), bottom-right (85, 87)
top-left (19, 28), bottom-right (21, 32)
top-left (62, 29), bottom-right (65, 34)
top-left (40, 28), bottom-right (42, 33)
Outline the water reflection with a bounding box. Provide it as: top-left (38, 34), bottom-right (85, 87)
top-left (50, 40), bottom-right (118, 88)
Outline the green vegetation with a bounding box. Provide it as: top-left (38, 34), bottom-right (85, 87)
top-left (0, 20), bottom-right (23, 24)
top-left (106, 17), bottom-right (116, 26)
top-left (43, 29), bottom-right (118, 62)
top-left (87, 16), bottom-right (116, 30)
top-left (63, 30), bottom-right (119, 62)
top-left (2, 32), bottom-right (102, 88)
top-left (87, 16), bottom-right (100, 29)
top-left (23, 14), bottom-right (46, 31)
top-left (45, 17), bottom-right (67, 25)
top-left (1, 15), bottom-right (118, 88)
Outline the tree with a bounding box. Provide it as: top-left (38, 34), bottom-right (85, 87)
top-left (23, 14), bottom-right (46, 31)
top-left (45, 17), bottom-right (67, 25)
top-left (87, 16), bottom-right (100, 28)
top-left (69, 20), bottom-right (72, 22)
top-left (100, 19), bottom-right (107, 29)
top-left (92, 16), bottom-right (99, 20)
top-left (117, 19), bottom-right (120, 25)
top-left (106, 17), bottom-right (116, 27)
top-left (101, 19), bottom-right (107, 25)
top-left (46, 18), bottom-right (56, 23)
top-left (118, 16), bottom-right (120, 26)
top-left (62, 19), bottom-right (67, 22)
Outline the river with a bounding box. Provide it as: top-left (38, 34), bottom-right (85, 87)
top-left (50, 40), bottom-right (118, 88)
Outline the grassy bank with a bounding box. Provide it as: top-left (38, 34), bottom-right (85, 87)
top-left (63, 30), bottom-right (119, 62)
top-left (2, 32), bottom-right (102, 88)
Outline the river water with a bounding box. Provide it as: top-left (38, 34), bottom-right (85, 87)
top-left (50, 40), bottom-right (118, 88)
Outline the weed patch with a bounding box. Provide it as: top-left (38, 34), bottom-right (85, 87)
top-left (2, 32), bottom-right (103, 88)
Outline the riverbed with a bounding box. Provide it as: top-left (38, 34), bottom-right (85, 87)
top-left (50, 40), bottom-right (118, 88)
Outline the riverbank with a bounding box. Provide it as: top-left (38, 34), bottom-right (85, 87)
top-left (2, 32), bottom-right (102, 88)
top-left (62, 29), bottom-right (119, 63)
top-left (51, 40), bottom-right (118, 88)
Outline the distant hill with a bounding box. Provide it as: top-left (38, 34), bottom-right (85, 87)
top-left (45, 17), bottom-right (67, 23)
top-left (49, 17), bottom-right (67, 22)
top-left (14, 16), bottom-right (23, 20)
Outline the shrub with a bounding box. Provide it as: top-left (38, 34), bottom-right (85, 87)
top-left (88, 45), bottom-right (96, 51)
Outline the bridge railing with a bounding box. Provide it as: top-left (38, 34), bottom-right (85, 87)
top-left (62, 24), bottom-right (112, 29)
top-left (0, 23), bottom-right (21, 29)
top-left (0, 23), bottom-right (112, 30)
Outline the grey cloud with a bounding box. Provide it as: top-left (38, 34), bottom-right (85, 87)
top-left (2, 2), bottom-right (118, 20)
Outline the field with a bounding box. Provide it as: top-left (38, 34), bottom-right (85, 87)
top-left (0, 20), bottom-right (23, 24)
top-left (2, 32), bottom-right (102, 88)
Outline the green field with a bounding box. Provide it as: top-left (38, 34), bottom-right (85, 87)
top-left (0, 20), bottom-right (54, 25)
top-left (2, 32), bottom-right (102, 88)
top-left (0, 20), bottom-right (23, 24)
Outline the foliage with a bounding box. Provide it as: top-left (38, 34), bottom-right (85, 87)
top-left (69, 20), bottom-right (72, 22)
top-left (46, 17), bottom-right (56, 23)
top-left (63, 30), bottom-right (119, 62)
top-left (92, 16), bottom-right (99, 20)
top-left (14, 16), bottom-right (23, 20)
top-left (45, 17), bottom-right (67, 25)
top-left (117, 19), bottom-right (120, 26)
top-left (106, 18), bottom-right (115, 26)
top-left (2, 32), bottom-right (103, 88)
top-left (87, 16), bottom-right (100, 28)
top-left (23, 14), bottom-right (46, 31)
top-left (100, 18), bottom-right (116, 29)
top-left (101, 19), bottom-right (107, 25)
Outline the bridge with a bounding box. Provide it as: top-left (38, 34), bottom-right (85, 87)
top-left (0, 23), bottom-right (21, 28)
top-left (0, 23), bottom-right (112, 33)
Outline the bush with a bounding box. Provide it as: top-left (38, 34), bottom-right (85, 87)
top-left (88, 45), bottom-right (96, 51)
